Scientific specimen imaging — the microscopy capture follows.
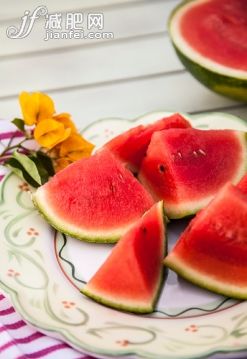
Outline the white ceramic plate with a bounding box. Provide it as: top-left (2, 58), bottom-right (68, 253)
top-left (0, 112), bottom-right (247, 359)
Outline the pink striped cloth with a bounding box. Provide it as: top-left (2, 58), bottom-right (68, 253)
top-left (0, 122), bottom-right (95, 358)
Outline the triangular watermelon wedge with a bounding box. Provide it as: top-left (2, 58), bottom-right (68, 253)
top-left (139, 128), bottom-right (247, 218)
top-left (164, 184), bottom-right (247, 299)
top-left (33, 149), bottom-right (154, 243)
top-left (81, 201), bottom-right (166, 313)
top-left (103, 113), bottom-right (191, 172)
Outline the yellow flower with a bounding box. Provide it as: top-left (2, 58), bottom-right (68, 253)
top-left (59, 133), bottom-right (95, 161)
top-left (54, 158), bottom-right (72, 172)
top-left (19, 92), bottom-right (55, 125)
top-left (19, 90), bottom-right (94, 171)
top-left (53, 113), bottom-right (77, 133)
top-left (54, 133), bottom-right (95, 171)
top-left (34, 119), bottom-right (71, 149)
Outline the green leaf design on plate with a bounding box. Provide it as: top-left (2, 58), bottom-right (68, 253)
top-left (87, 323), bottom-right (156, 344)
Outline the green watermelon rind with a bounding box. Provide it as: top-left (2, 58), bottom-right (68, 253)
top-left (139, 176), bottom-right (214, 219)
top-left (32, 188), bottom-right (124, 243)
top-left (164, 254), bottom-right (247, 300)
top-left (81, 201), bottom-right (167, 313)
top-left (81, 287), bottom-right (154, 313)
top-left (168, 0), bottom-right (247, 102)
top-left (174, 47), bottom-right (247, 102)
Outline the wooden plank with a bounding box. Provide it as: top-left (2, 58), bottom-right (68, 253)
top-left (0, 72), bottom-right (239, 127)
top-left (0, 0), bottom-right (144, 22)
top-left (0, 0), bottom-right (179, 56)
top-left (0, 34), bottom-right (182, 97)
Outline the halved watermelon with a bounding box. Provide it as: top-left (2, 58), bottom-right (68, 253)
top-left (169, 0), bottom-right (247, 101)
top-left (33, 149), bottom-right (154, 243)
top-left (238, 173), bottom-right (247, 195)
top-left (164, 183), bottom-right (247, 299)
top-left (139, 128), bottom-right (247, 218)
top-left (103, 113), bottom-right (191, 172)
top-left (82, 201), bottom-right (166, 313)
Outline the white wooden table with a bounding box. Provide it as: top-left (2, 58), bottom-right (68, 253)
top-left (0, 0), bottom-right (246, 127)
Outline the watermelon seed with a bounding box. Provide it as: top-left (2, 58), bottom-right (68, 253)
top-left (172, 152), bottom-right (183, 162)
top-left (198, 149), bottom-right (206, 156)
top-left (193, 149), bottom-right (206, 157)
top-left (109, 183), bottom-right (116, 194)
top-left (222, 14), bottom-right (240, 26)
top-left (159, 164), bottom-right (166, 173)
top-left (142, 226), bottom-right (147, 234)
top-left (225, 230), bottom-right (236, 241)
top-left (213, 222), bottom-right (225, 236)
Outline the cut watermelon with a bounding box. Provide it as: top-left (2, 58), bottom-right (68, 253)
top-left (33, 149), bottom-right (154, 243)
top-left (169, 0), bottom-right (247, 101)
top-left (82, 201), bottom-right (166, 313)
top-left (238, 173), bottom-right (247, 195)
top-left (164, 184), bottom-right (247, 299)
top-left (103, 113), bottom-right (191, 172)
top-left (139, 128), bottom-right (246, 218)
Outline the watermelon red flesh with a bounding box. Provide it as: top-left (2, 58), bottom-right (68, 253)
top-left (238, 173), bottom-right (247, 195)
top-left (139, 128), bottom-right (246, 218)
top-left (164, 184), bottom-right (247, 299)
top-left (103, 113), bottom-right (191, 172)
top-left (180, 0), bottom-right (247, 71)
top-left (81, 201), bottom-right (165, 313)
top-left (33, 149), bottom-right (154, 242)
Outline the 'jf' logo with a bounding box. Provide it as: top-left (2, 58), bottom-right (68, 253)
top-left (6, 6), bottom-right (48, 39)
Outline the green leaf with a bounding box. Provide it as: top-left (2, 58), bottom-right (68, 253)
top-left (6, 158), bottom-right (40, 188)
top-left (29, 155), bottom-right (49, 185)
top-left (13, 151), bottom-right (42, 185)
top-left (5, 150), bottom-right (55, 187)
top-left (11, 118), bottom-right (25, 132)
top-left (29, 151), bottom-right (55, 184)
top-left (36, 151), bottom-right (55, 176)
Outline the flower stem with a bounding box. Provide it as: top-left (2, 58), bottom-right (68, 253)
top-left (0, 138), bottom-right (27, 157)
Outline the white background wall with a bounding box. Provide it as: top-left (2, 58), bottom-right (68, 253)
top-left (0, 0), bottom-right (246, 128)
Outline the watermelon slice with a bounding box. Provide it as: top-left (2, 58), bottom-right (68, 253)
top-left (82, 201), bottom-right (166, 313)
top-left (238, 173), bottom-right (247, 195)
top-left (169, 0), bottom-right (247, 101)
top-left (164, 183), bottom-right (247, 299)
top-left (139, 128), bottom-right (247, 218)
top-left (103, 113), bottom-right (191, 172)
top-left (33, 149), bottom-right (154, 243)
